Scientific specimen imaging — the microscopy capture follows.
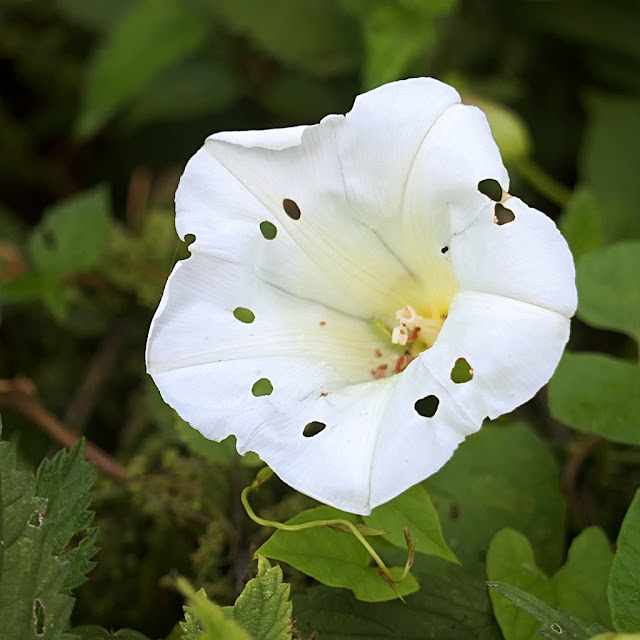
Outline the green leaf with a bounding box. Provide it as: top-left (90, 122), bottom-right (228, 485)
top-left (423, 423), bottom-right (565, 576)
top-left (576, 242), bottom-right (640, 344)
top-left (341, 0), bottom-right (458, 88)
top-left (123, 59), bottom-right (241, 130)
top-left (294, 554), bottom-right (503, 640)
top-left (177, 581), bottom-right (251, 640)
top-left (75, 0), bottom-right (208, 138)
top-left (28, 187), bottom-right (111, 276)
top-left (256, 506), bottom-right (419, 602)
top-left (590, 634), bottom-right (640, 640)
top-left (363, 484), bottom-right (457, 562)
top-left (560, 188), bottom-right (604, 259)
top-left (487, 527), bottom-right (613, 640)
top-left (487, 582), bottom-right (608, 640)
top-left (0, 437), bottom-right (98, 639)
top-left (609, 488), bottom-right (640, 632)
top-left (71, 625), bottom-right (153, 639)
top-left (548, 352), bottom-right (640, 445)
top-left (207, 0), bottom-right (360, 76)
top-left (579, 93), bottom-right (640, 242)
top-left (224, 556), bottom-right (293, 640)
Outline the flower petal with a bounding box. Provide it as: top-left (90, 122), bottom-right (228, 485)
top-left (423, 290), bottom-right (571, 422)
top-left (451, 196), bottom-right (577, 317)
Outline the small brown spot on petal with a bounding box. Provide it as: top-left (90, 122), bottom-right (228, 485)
top-left (283, 198), bottom-right (301, 220)
top-left (371, 364), bottom-right (388, 379)
top-left (319, 321), bottom-right (326, 326)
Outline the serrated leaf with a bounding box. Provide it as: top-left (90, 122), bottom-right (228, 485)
top-left (560, 188), bottom-right (604, 259)
top-left (487, 527), bottom-right (613, 640)
top-left (363, 484), bottom-right (457, 562)
top-left (488, 582), bottom-right (595, 640)
top-left (576, 242), bottom-right (640, 345)
top-left (548, 352), bottom-right (640, 445)
top-left (225, 556), bottom-right (293, 640)
top-left (177, 580), bottom-right (250, 640)
top-left (424, 423), bottom-right (565, 576)
top-left (28, 187), bottom-right (111, 276)
top-left (0, 437), bottom-right (98, 639)
top-left (609, 488), bottom-right (640, 632)
top-left (256, 506), bottom-right (418, 602)
top-left (75, 0), bottom-right (208, 138)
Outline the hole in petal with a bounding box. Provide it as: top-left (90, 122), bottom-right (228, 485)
top-left (283, 198), bottom-right (301, 220)
top-left (251, 378), bottom-right (273, 397)
top-left (450, 357), bottom-right (473, 383)
top-left (478, 178), bottom-right (503, 201)
top-left (441, 246), bottom-right (449, 254)
top-left (493, 203), bottom-right (515, 225)
top-left (233, 307), bottom-right (255, 323)
top-left (303, 421), bottom-right (326, 437)
top-left (259, 221), bottom-right (277, 240)
top-left (414, 395), bottom-right (439, 418)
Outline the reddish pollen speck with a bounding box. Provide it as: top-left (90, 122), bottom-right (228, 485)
top-left (407, 326), bottom-right (421, 342)
top-left (370, 364), bottom-right (388, 379)
top-left (394, 354), bottom-right (414, 373)
top-left (374, 348), bottom-right (382, 358)
top-left (320, 321), bottom-right (326, 326)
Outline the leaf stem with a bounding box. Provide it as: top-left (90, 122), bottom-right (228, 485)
top-left (513, 158), bottom-right (571, 207)
top-left (241, 468), bottom-right (415, 600)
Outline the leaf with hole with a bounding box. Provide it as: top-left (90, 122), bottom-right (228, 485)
top-left (256, 506), bottom-right (418, 602)
top-left (576, 241), bottom-right (640, 345)
top-left (0, 436), bottom-right (98, 639)
top-left (548, 352), bottom-right (640, 445)
top-left (487, 527), bottom-right (613, 640)
top-left (609, 488), bottom-right (640, 632)
top-left (28, 186), bottom-right (111, 276)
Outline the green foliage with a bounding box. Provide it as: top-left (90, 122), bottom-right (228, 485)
top-left (257, 505), bottom-right (419, 602)
top-left (341, 0), bottom-right (458, 88)
top-left (363, 484), bottom-right (457, 562)
top-left (205, 0), bottom-right (360, 76)
top-left (223, 556), bottom-right (293, 640)
top-left (71, 626), bottom-right (152, 640)
top-left (487, 528), bottom-right (613, 640)
top-left (549, 353), bottom-right (640, 445)
top-left (424, 423), bottom-right (565, 576)
top-left (560, 188), bottom-right (604, 259)
top-left (0, 436), bottom-right (98, 639)
top-left (75, 0), bottom-right (208, 138)
top-left (609, 489), bottom-right (640, 632)
top-left (28, 187), bottom-right (111, 277)
top-left (487, 582), bottom-right (609, 640)
top-left (576, 242), bottom-right (640, 345)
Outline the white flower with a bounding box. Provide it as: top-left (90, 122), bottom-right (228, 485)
top-left (146, 78), bottom-right (577, 516)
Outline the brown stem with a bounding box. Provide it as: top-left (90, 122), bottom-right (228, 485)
top-left (562, 435), bottom-right (602, 527)
top-left (0, 381), bottom-right (127, 482)
top-left (64, 317), bottom-right (133, 433)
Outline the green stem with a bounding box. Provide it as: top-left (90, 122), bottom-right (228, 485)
top-left (513, 157), bottom-right (571, 207)
top-left (240, 467), bottom-right (415, 599)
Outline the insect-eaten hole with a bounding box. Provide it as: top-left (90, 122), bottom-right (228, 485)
top-left (33, 599), bottom-right (46, 636)
top-left (303, 421), bottom-right (326, 437)
top-left (233, 307), bottom-right (255, 323)
top-left (550, 623), bottom-right (563, 634)
top-left (441, 246), bottom-right (449, 254)
top-left (478, 178), bottom-right (503, 201)
top-left (414, 395), bottom-right (439, 418)
top-left (450, 357), bottom-right (473, 384)
top-left (283, 198), bottom-right (301, 220)
top-left (28, 508), bottom-right (45, 528)
top-left (493, 203), bottom-right (515, 225)
top-left (260, 221), bottom-right (277, 240)
top-left (251, 378), bottom-right (273, 397)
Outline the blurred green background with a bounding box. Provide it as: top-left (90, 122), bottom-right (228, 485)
top-left (2, 0), bottom-right (640, 636)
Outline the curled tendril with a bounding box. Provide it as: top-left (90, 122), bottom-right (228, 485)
top-left (241, 466), bottom-right (416, 602)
